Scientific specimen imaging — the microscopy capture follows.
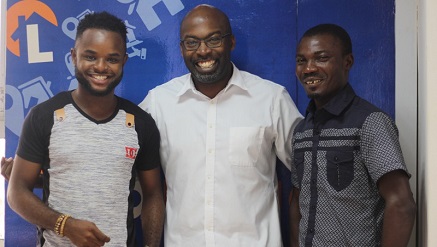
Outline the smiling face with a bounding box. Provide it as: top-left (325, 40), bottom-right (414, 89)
top-left (72, 28), bottom-right (127, 97)
top-left (295, 34), bottom-right (354, 109)
top-left (179, 5), bottom-right (235, 86)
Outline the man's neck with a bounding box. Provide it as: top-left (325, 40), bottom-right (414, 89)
top-left (72, 89), bottom-right (118, 121)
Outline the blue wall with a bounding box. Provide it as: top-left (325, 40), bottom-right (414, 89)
top-left (5, 0), bottom-right (394, 246)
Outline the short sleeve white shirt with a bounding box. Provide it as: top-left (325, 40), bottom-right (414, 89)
top-left (139, 64), bottom-right (303, 247)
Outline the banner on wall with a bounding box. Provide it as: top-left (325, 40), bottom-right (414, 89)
top-left (5, 0), bottom-right (395, 246)
top-left (5, 0), bottom-right (301, 246)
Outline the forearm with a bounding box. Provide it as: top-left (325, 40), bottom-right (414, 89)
top-left (7, 186), bottom-right (61, 231)
top-left (141, 192), bottom-right (165, 247)
top-left (377, 170), bottom-right (416, 247)
top-left (381, 200), bottom-right (416, 246)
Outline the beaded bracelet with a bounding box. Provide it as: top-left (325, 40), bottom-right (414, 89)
top-left (54, 214), bottom-right (66, 235)
top-left (59, 215), bottom-right (71, 237)
top-left (54, 214), bottom-right (70, 236)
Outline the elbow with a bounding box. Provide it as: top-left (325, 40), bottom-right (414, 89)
top-left (6, 182), bottom-right (26, 212)
top-left (391, 197), bottom-right (417, 223)
top-left (401, 195), bottom-right (417, 222)
top-left (6, 186), bottom-right (18, 211)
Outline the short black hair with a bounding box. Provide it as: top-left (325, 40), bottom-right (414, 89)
top-left (76, 11), bottom-right (127, 47)
top-left (301, 24), bottom-right (352, 55)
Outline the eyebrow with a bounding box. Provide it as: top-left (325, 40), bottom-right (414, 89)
top-left (296, 50), bottom-right (328, 57)
top-left (83, 49), bottom-right (123, 57)
top-left (183, 31), bottom-right (222, 39)
top-left (313, 50), bottom-right (328, 55)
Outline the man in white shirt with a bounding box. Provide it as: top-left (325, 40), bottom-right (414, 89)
top-left (139, 4), bottom-right (302, 247)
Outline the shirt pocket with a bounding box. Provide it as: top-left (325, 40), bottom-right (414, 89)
top-left (229, 127), bottom-right (265, 167)
top-left (326, 151), bottom-right (354, 191)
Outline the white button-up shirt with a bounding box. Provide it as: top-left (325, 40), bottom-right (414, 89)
top-left (139, 65), bottom-right (302, 247)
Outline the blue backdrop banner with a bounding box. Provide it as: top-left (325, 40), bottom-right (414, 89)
top-left (5, 0), bottom-right (394, 246)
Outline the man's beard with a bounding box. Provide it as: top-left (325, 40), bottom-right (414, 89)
top-left (75, 68), bottom-right (123, 97)
top-left (191, 70), bottom-right (222, 84)
top-left (308, 93), bottom-right (320, 99)
top-left (190, 60), bottom-right (226, 84)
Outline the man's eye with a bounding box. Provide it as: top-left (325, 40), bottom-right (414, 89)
top-left (108, 58), bottom-right (119, 63)
top-left (318, 56), bottom-right (329, 62)
top-left (208, 37), bottom-right (221, 43)
top-left (85, 55), bottom-right (95, 61)
top-left (296, 58), bottom-right (305, 64)
top-left (185, 40), bottom-right (199, 46)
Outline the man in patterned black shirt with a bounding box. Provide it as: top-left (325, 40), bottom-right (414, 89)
top-left (290, 24), bottom-right (416, 247)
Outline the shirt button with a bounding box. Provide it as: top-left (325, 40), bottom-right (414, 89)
top-left (334, 156), bottom-right (338, 161)
top-left (311, 179), bottom-right (316, 184)
top-left (309, 229), bottom-right (314, 233)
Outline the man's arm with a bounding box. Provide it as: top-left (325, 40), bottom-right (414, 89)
top-left (378, 170), bottom-right (416, 247)
top-left (8, 155), bottom-right (110, 246)
top-left (2, 157), bottom-right (44, 188)
top-left (138, 167), bottom-right (165, 247)
top-left (273, 88), bottom-right (303, 169)
top-left (289, 187), bottom-right (301, 247)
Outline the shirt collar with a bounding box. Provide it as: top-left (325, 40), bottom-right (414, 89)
top-left (176, 63), bottom-right (248, 97)
top-left (306, 83), bottom-right (356, 117)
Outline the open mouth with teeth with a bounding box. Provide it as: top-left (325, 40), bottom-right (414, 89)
top-left (196, 60), bottom-right (216, 70)
top-left (88, 74), bottom-right (112, 87)
top-left (305, 79), bottom-right (322, 85)
top-left (92, 75), bottom-right (108, 81)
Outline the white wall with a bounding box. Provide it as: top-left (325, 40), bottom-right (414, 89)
top-left (1, 0), bottom-right (5, 135)
top-left (417, 0), bottom-right (437, 246)
top-left (0, 0), bottom-right (6, 241)
top-left (398, 0), bottom-right (437, 246)
top-left (395, 0), bottom-right (417, 246)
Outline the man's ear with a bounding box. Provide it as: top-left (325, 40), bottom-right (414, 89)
top-left (70, 48), bottom-right (77, 67)
top-left (123, 53), bottom-right (128, 65)
top-left (179, 42), bottom-right (184, 56)
top-left (344, 53), bottom-right (354, 70)
top-left (230, 34), bottom-right (236, 51)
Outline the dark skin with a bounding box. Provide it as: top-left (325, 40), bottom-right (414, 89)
top-left (290, 34), bottom-right (416, 247)
top-left (7, 28), bottom-right (164, 247)
top-left (179, 4), bottom-right (236, 99)
top-left (295, 34), bottom-right (353, 110)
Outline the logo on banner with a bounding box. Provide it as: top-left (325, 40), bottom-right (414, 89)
top-left (118, 0), bottom-right (184, 31)
top-left (7, 0), bottom-right (58, 63)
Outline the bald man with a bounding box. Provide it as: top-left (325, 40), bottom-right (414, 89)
top-left (139, 4), bottom-right (302, 247)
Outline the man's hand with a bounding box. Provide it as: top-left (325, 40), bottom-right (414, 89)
top-left (1, 157), bottom-right (13, 181)
top-left (63, 218), bottom-right (111, 247)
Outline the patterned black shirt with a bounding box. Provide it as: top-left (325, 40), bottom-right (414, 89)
top-left (291, 84), bottom-right (409, 247)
